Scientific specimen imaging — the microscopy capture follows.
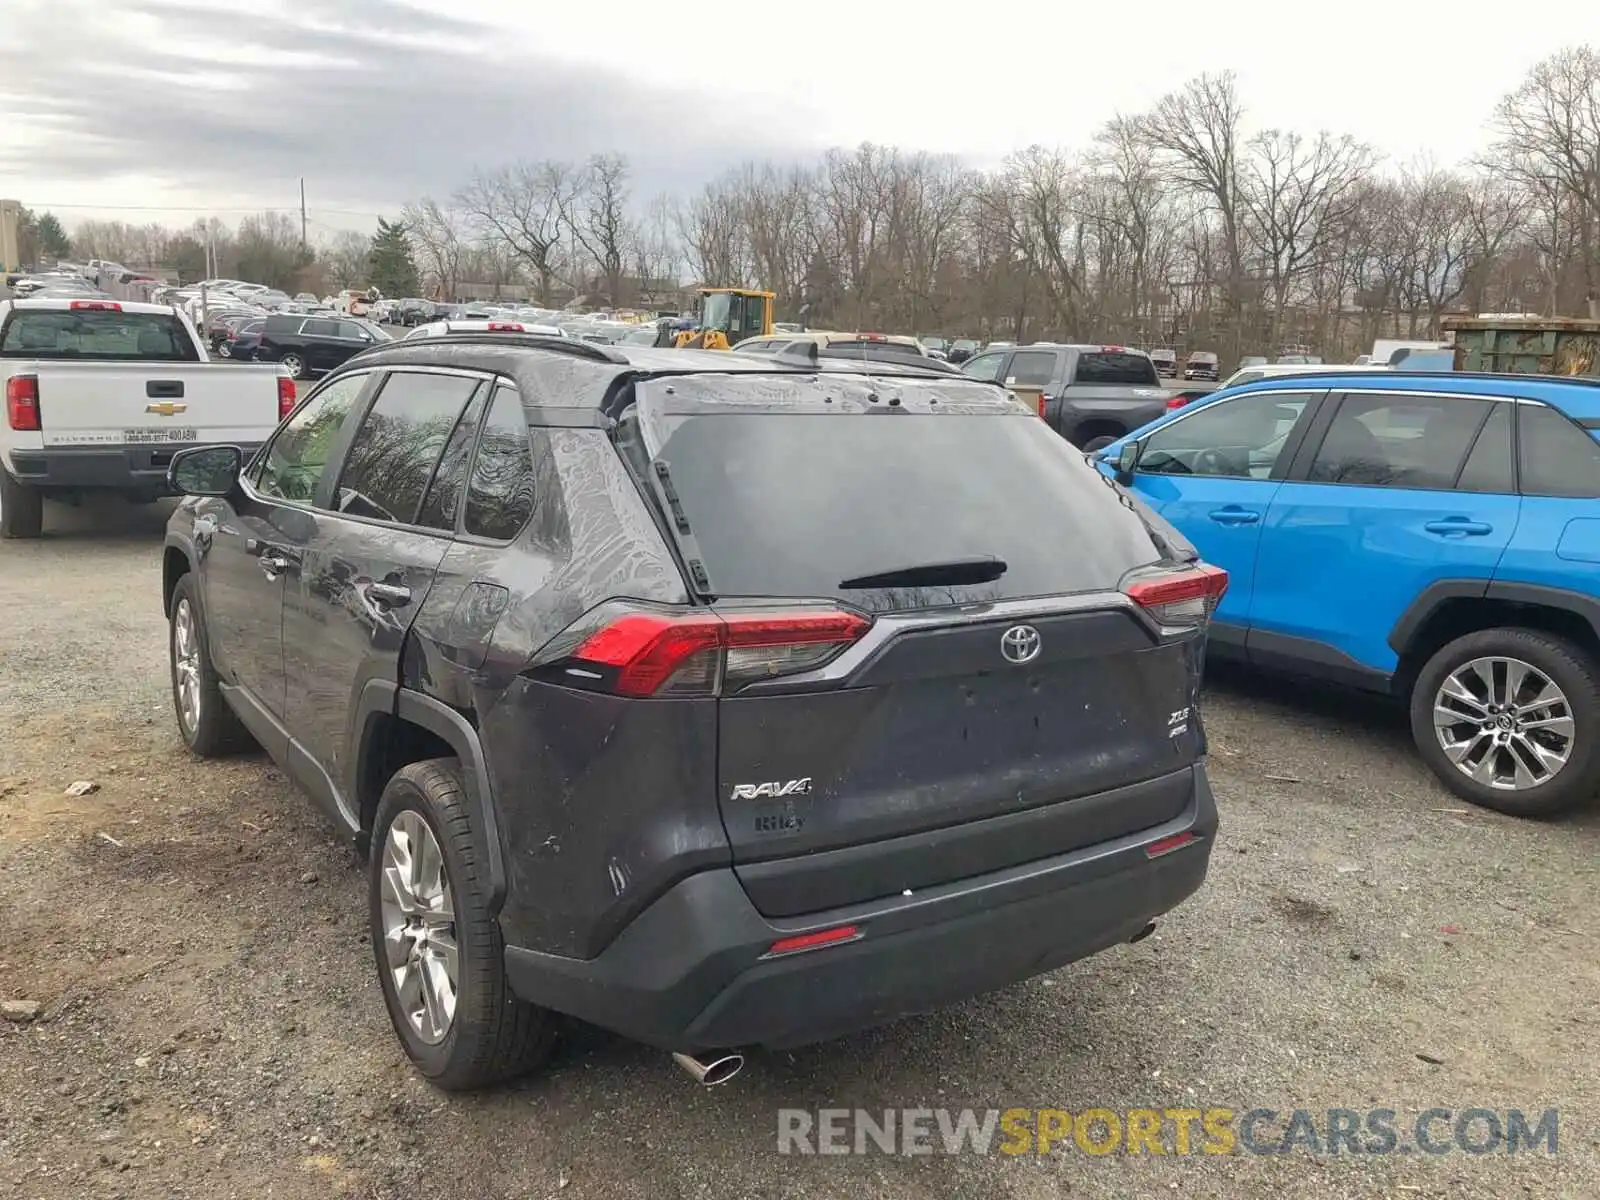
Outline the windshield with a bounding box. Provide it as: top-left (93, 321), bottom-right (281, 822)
top-left (641, 406), bottom-right (1168, 613)
top-left (0, 309), bottom-right (201, 361)
top-left (700, 292), bottom-right (732, 333)
top-left (1073, 351), bottom-right (1159, 385)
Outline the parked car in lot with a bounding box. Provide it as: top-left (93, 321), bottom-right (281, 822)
top-left (947, 338), bottom-right (981, 364)
top-left (403, 318), bottom-right (567, 341)
top-left (959, 342), bottom-right (1173, 450)
top-left (255, 313), bottom-right (391, 379)
top-left (1184, 351), bottom-right (1220, 381)
top-left (159, 334), bottom-right (1221, 1088)
top-left (0, 298), bottom-right (294, 538)
top-left (1149, 347), bottom-right (1178, 378)
top-left (219, 318), bottom-right (266, 360)
top-left (1098, 368), bottom-right (1600, 816)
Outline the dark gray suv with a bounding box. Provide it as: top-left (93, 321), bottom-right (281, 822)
top-left (160, 335), bottom-right (1222, 1090)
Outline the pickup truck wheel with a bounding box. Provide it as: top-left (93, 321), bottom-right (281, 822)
top-left (169, 575), bottom-right (256, 756)
top-left (1082, 435), bottom-right (1119, 452)
top-left (370, 759), bottom-right (556, 1090)
top-left (279, 352), bottom-right (307, 380)
top-left (0, 469), bottom-right (44, 539)
top-left (1410, 627), bottom-right (1600, 817)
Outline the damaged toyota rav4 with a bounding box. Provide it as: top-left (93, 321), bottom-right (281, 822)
top-left (160, 334), bottom-right (1223, 1090)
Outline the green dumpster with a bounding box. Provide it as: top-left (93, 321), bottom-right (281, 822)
top-left (1440, 315), bottom-right (1600, 376)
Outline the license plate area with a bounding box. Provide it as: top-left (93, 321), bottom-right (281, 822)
top-left (123, 427), bottom-right (197, 443)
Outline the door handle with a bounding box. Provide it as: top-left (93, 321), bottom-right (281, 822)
top-left (1424, 519), bottom-right (1493, 536)
top-left (1208, 507), bottom-right (1261, 526)
top-left (364, 582), bottom-right (413, 607)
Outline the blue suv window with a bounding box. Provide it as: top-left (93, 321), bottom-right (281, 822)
top-left (1518, 403), bottom-right (1600, 498)
top-left (1454, 403), bottom-right (1514, 493)
top-left (1308, 394), bottom-right (1491, 489)
top-left (1138, 391), bottom-right (1314, 479)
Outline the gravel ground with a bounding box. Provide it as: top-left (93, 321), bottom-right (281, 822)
top-left (2, 499), bottom-right (1599, 1200)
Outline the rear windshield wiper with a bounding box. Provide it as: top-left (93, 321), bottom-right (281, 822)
top-left (839, 556), bottom-right (1008, 590)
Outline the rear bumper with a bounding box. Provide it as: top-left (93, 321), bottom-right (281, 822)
top-left (504, 763), bottom-right (1218, 1052)
top-left (7, 444), bottom-right (264, 493)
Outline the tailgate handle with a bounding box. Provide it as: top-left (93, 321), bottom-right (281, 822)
top-left (146, 380), bottom-right (185, 398)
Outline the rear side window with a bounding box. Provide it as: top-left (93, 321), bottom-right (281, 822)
top-left (1454, 404), bottom-right (1514, 494)
top-left (1006, 350), bottom-right (1057, 386)
top-left (0, 309), bottom-right (200, 362)
top-left (302, 319), bottom-right (339, 338)
top-left (1073, 352), bottom-right (1159, 385)
top-left (1309, 394), bottom-right (1492, 489)
top-left (463, 386), bottom-right (536, 540)
top-left (333, 371), bottom-right (481, 524)
top-left (415, 389), bottom-right (487, 531)
top-left (642, 404), bottom-right (1170, 612)
top-left (1519, 404), bottom-right (1600, 497)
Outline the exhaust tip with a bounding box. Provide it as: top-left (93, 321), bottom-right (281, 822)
top-left (1128, 921), bottom-right (1157, 945)
top-left (672, 1050), bottom-right (744, 1087)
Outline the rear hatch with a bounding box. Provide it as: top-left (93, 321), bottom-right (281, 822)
top-left (1, 304), bottom-right (278, 446)
top-left (629, 373), bottom-right (1220, 917)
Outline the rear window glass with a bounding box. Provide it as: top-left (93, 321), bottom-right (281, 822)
top-left (0, 309), bottom-right (200, 361)
top-left (1074, 352), bottom-right (1158, 385)
top-left (643, 407), bottom-right (1169, 612)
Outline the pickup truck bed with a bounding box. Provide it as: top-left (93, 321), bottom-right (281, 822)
top-left (1, 298), bottom-right (292, 538)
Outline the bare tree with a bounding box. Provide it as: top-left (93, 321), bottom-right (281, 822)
top-left (457, 161), bottom-right (573, 305)
top-left (323, 230), bottom-right (371, 289)
top-left (401, 198), bottom-right (467, 299)
top-left (1491, 46), bottom-right (1600, 316)
top-left (1239, 130), bottom-right (1377, 346)
top-left (564, 154), bottom-right (632, 303)
top-left (1135, 71), bottom-right (1248, 353)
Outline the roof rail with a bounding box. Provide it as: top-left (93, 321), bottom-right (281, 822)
top-left (1278, 368), bottom-right (1600, 390)
top-left (372, 331), bottom-right (630, 364)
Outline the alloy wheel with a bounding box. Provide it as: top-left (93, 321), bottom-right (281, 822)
top-left (1432, 655), bottom-right (1575, 791)
top-left (172, 598), bottom-right (201, 734)
top-left (379, 811), bottom-right (459, 1044)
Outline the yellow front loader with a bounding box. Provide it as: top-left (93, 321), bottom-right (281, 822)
top-left (672, 287), bottom-right (776, 350)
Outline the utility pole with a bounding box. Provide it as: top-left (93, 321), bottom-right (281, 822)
top-left (299, 178), bottom-right (308, 256)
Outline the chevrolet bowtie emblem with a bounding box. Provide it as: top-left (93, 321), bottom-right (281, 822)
top-left (146, 401), bottom-right (187, 416)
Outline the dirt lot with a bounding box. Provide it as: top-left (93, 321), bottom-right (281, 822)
top-left (3, 500), bottom-right (1599, 1200)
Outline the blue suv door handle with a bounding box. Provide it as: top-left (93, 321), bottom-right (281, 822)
top-left (1208, 507), bottom-right (1261, 526)
top-left (1424, 518), bottom-right (1493, 537)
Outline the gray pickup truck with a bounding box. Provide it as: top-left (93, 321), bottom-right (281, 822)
top-left (956, 343), bottom-right (1178, 450)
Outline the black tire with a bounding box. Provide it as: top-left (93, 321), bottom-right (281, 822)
top-left (168, 574), bottom-right (256, 756)
top-left (369, 759), bottom-right (555, 1090)
top-left (1081, 435), bottom-right (1120, 453)
top-left (279, 352), bottom-right (307, 380)
top-left (0, 469), bottom-right (44, 539)
top-left (1409, 627), bottom-right (1600, 817)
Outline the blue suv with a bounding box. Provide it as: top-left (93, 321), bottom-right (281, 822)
top-left (1100, 369), bottom-right (1600, 817)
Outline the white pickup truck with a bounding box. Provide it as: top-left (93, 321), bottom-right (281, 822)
top-left (0, 297), bottom-right (294, 538)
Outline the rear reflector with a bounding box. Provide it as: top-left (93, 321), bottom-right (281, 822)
top-left (6, 374), bottom-right (41, 431)
top-left (1145, 831), bottom-right (1199, 859)
top-left (69, 300), bottom-right (121, 311)
top-left (1125, 563), bottom-right (1228, 628)
top-left (277, 376), bottom-right (296, 419)
top-left (543, 605), bottom-right (872, 697)
top-left (766, 924), bottom-right (861, 956)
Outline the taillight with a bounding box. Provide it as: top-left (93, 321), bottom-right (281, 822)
top-left (69, 300), bottom-right (121, 311)
top-left (532, 604), bottom-right (871, 697)
top-left (1125, 563), bottom-right (1228, 629)
top-left (486, 322), bottom-right (524, 332)
top-left (6, 374), bottom-right (41, 431)
top-left (277, 376), bottom-right (296, 419)
top-left (1036, 392), bottom-right (1048, 418)
top-left (1166, 393), bottom-right (1192, 410)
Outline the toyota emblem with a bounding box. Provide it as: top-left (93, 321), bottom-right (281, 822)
top-left (1000, 624), bottom-right (1042, 665)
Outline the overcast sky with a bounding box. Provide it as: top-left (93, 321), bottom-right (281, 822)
top-left (0, 0), bottom-right (1590, 234)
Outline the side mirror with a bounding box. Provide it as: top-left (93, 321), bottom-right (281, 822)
top-left (1112, 440), bottom-right (1143, 484)
top-left (168, 445), bottom-right (242, 496)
